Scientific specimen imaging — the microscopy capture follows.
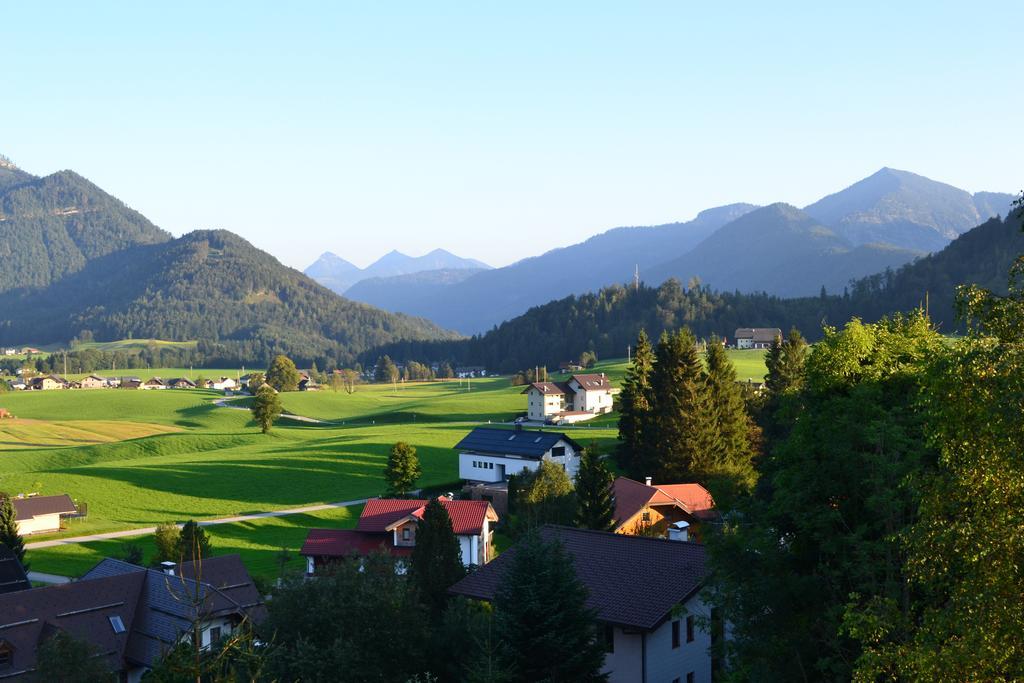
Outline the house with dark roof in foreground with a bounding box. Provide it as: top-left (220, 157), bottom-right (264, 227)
top-left (301, 496), bottom-right (499, 574)
top-left (613, 477), bottom-right (718, 540)
top-left (0, 554), bottom-right (264, 681)
top-left (450, 526), bottom-right (714, 683)
top-left (456, 426), bottom-right (582, 484)
top-left (0, 544), bottom-right (30, 595)
top-left (11, 494), bottom-right (77, 535)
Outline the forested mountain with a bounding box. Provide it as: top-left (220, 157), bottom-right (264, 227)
top-left (804, 167), bottom-right (1014, 251)
top-left (0, 164), bottom-right (171, 292)
top-left (345, 203), bottom-right (758, 333)
top-left (344, 267), bottom-right (485, 312)
top-left (645, 203), bottom-right (921, 297)
top-left (0, 229), bottom-right (458, 367)
top-left (306, 248), bottom-right (491, 294)
top-left (362, 210), bottom-right (1024, 373)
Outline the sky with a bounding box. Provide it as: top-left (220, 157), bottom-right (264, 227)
top-left (3, 2), bottom-right (1021, 270)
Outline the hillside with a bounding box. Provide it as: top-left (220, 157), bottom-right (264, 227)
top-left (363, 208), bottom-right (1023, 372)
top-left (344, 267), bottom-right (485, 312)
top-left (804, 167), bottom-right (1014, 252)
top-left (646, 203), bottom-right (921, 297)
top-left (306, 247), bottom-right (491, 294)
top-left (349, 203), bottom-right (758, 334)
top-left (0, 229), bottom-right (458, 366)
top-left (0, 166), bottom-right (171, 292)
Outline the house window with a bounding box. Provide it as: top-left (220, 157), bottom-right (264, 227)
top-left (210, 626), bottom-right (222, 645)
top-left (603, 624), bottom-right (614, 653)
top-left (402, 528), bottom-right (411, 541)
top-left (671, 620), bottom-right (680, 648)
top-left (686, 615), bottom-right (695, 643)
top-left (0, 642), bottom-right (12, 668)
top-left (109, 616), bottom-right (126, 634)
top-left (686, 673), bottom-right (695, 683)
top-left (641, 511), bottom-right (651, 522)
top-left (551, 446), bottom-right (565, 457)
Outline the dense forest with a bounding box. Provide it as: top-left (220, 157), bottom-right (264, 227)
top-left (0, 230), bottom-right (457, 368)
top-left (0, 169), bottom-right (171, 292)
top-left (364, 212), bottom-right (1024, 371)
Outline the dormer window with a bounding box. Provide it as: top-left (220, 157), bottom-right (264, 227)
top-left (402, 528), bottom-right (411, 541)
top-left (110, 615), bottom-right (126, 633)
top-left (0, 641), bottom-right (13, 668)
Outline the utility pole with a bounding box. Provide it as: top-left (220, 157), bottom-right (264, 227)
top-left (63, 351), bottom-right (67, 377)
top-left (627, 344), bottom-right (631, 363)
top-left (634, 264), bottom-right (640, 292)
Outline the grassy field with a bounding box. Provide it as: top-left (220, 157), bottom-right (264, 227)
top-left (71, 338), bottom-right (199, 352)
top-left (4, 352), bottom-right (767, 580)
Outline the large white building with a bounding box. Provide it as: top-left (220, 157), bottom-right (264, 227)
top-left (522, 373), bottom-right (617, 423)
top-left (456, 426), bottom-right (582, 483)
top-left (733, 327), bottom-right (781, 349)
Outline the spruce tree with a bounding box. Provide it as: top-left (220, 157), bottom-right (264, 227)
top-left (762, 327), bottom-right (808, 446)
top-left (574, 447), bottom-right (615, 531)
top-left (384, 442), bottom-right (422, 496)
top-left (616, 330), bottom-right (655, 478)
top-left (0, 495), bottom-right (27, 569)
top-left (410, 497), bottom-right (465, 616)
top-left (705, 337), bottom-right (757, 493)
top-left (177, 520), bottom-right (212, 561)
top-left (494, 530), bottom-right (608, 682)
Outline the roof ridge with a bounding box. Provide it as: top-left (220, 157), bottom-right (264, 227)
top-left (543, 524), bottom-right (705, 546)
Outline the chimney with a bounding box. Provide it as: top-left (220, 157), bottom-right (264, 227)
top-left (644, 476), bottom-right (652, 487)
top-left (668, 520), bottom-right (690, 542)
top-left (160, 561), bottom-right (176, 576)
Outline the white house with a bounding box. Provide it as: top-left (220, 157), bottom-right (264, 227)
top-left (522, 373), bottom-right (617, 423)
top-left (301, 497), bottom-right (499, 574)
top-left (12, 494), bottom-right (77, 535)
top-left (210, 377), bottom-right (237, 391)
top-left (451, 526), bottom-right (716, 683)
top-left (733, 327), bottom-right (781, 349)
top-left (455, 426), bottom-right (582, 483)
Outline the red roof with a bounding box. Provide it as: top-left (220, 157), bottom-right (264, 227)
top-left (300, 529), bottom-right (412, 558)
top-left (357, 497), bottom-right (495, 536)
top-left (613, 477), bottom-right (717, 527)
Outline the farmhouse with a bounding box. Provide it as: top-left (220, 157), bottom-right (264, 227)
top-left (119, 376), bottom-right (142, 389)
top-left (27, 375), bottom-right (67, 391)
top-left (612, 477), bottom-right (717, 540)
top-left (0, 554), bottom-right (264, 681)
top-left (450, 526), bottom-right (714, 683)
top-left (79, 374), bottom-right (109, 389)
top-left (301, 497), bottom-right (498, 574)
top-left (210, 377), bottom-right (237, 391)
top-left (522, 372), bottom-right (617, 423)
top-left (166, 377), bottom-right (196, 389)
top-left (298, 372), bottom-right (320, 391)
top-left (733, 327), bottom-right (781, 349)
top-left (456, 425), bottom-right (582, 485)
top-left (141, 377), bottom-right (166, 390)
top-left (11, 494), bottom-right (77, 535)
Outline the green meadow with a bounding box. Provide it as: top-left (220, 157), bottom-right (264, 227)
top-left (2, 352), bottom-right (766, 580)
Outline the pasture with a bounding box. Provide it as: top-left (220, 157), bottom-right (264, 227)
top-left (3, 352), bottom-right (767, 580)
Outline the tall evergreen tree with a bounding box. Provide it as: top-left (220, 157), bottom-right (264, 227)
top-left (0, 495), bottom-right (26, 569)
top-left (616, 329), bottom-right (655, 478)
top-left (494, 531), bottom-right (608, 682)
top-left (649, 329), bottom-right (719, 483)
top-left (761, 327), bottom-right (808, 447)
top-left (705, 337), bottom-right (757, 495)
top-left (266, 354), bottom-right (301, 392)
top-left (410, 497), bottom-right (465, 616)
top-left (177, 520), bottom-right (212, 561)
top-left (374, 355), bottom-right (400, 384)
top-left (384, 442), bottom-right (422, 497)
top-left (574, 447), bottom-right (615, 531)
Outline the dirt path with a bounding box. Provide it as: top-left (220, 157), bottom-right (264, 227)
top-left (212, 396), bottom-right (328, 424)
top-left (25, 498), bottom-right (369, 550)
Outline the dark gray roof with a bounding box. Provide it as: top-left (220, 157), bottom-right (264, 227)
top-left (455, 427), bottom-right (580, 459)
top-left (450, 526), bottom-right (707, 631)
top-left (734, 327), bottom-right (781, 342)
top-left (11, 494), bottom-right (76, 521)
top-left (0, 544), bottom-right (30, 594)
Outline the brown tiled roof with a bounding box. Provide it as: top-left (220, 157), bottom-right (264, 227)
top-left (569, 373), bottom-right (612, 391)
top-left (0, 571), bottom-right (145, 677)
top-left (11, 494), bottom-right (77, 521)
top-left (449, 526), bottom-right (707, 630)
top-left (520, 381), bottom-right (571, 396)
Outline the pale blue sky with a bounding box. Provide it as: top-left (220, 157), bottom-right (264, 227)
top-left (3, 2), bottom-right (1020, 269)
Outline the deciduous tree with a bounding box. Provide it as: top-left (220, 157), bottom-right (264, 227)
top-left (251, 384), bottom-right (282, 434)
top-left (153, 521), bottom-right (181, 563)
top-left (35, 630), bottom-right (116, 682)
top-left (266, 354), bottom-right (300, 392)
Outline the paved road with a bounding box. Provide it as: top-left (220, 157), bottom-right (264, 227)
top-left (25, 498), bottom-right (369, 550)
top-left (212, 396), bottom-right (328, 424)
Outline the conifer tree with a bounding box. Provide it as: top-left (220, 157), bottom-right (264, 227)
top-left (384, 442), bottom-right (422, 497)
top-left (574, 447), bottom-right (615, 531)
top-left (0, 495), bottom-right (27, 569)
top-left (177, 520), bottom-right (212, 561)
top-left (762, 327), bottom-right (808, 446)
top-left (616, 329), bottom-right (655, 478)
top-left (649, 329), bottom-right (719, 483)
top-left (410, 497), bottom-right (465, 616)
top-left (705, 337), bottom-right (757, 493)
top-left (494, 531), bottom-right (608, 682)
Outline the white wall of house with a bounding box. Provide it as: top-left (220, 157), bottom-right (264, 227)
top-left (16, 512), bottom-right (62, 535)
top-left (736, 337), bottom-right (753, 349)
top-left (601, 595), bottom-right (713, 683)
top-left (459, 439), bottom-right (580, 483)
top-left (200, 617), bottom-right (235, 649)
top-left (526, 387), bottom-right (566, 421)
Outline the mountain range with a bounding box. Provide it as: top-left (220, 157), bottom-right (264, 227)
top-left (305, 248), bottom-right (490, 294)
top-left (339, 168), bottom-right (1014, 334)
top-left (0, 159), bottom-right (457, 366)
